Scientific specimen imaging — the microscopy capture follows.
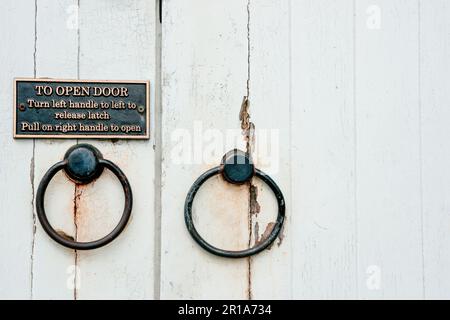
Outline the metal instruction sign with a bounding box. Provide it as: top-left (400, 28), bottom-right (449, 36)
top-left (14, 78), bottom-right (150, 139)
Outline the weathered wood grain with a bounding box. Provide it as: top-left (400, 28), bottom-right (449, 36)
top-left (290, 0), bottom-right (357, 299)
top-left (355, 0), bottom-right (423, 299)
top-left (0, 0), bottom-right (35, 300)
top-left (160, 0), bottom-right (250, 299)
top-left (248, 0), bottom-right (292, 299)
top-left (30, 0), bottom-right (79, 300)
top-left (75, 0), bottom-right (156, 299)
top-left (420, 0), bottom-right (450, 299)
top-left (30, 0), bottom-right (156, 300)
top-left (3, 0), bottom-right (450, 300)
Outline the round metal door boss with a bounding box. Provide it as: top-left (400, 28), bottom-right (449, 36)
top-left (221, 149), bottom-right (255, 184)
top-left (36, 144), bottom-right (132, 250)
top-left (185, 149), bottom-right (285, 258)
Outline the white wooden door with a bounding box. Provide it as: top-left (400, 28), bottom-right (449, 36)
top-left (0, 0), bottom-right (157, 299)
top-left (2, 0), bottom-right (450, 300)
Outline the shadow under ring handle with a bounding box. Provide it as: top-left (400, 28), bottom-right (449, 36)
top-left (36, 144), bottom-right (132, 250)
top-left (184, 150), bottom-right (286, 258)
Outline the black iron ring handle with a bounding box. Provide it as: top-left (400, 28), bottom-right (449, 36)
top-left (185, 150), bottom-right (285, 258)
top-left (36, 144), bottom-right (132, 250)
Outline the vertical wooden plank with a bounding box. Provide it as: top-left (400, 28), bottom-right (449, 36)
top-left (290, 0), bottom-right (357, 299)
top-left (32, 0), bottom-right (78, 299)
top-left (76, 0), bottom-right (156, 299)
top-left (161, 0), bottom-right (250, 299)
top-left (355, 0), bottom-right (423, 298)
top-left (420, 0), bottom-right (450, 299)
top-left (248, 0), bottom-right (292, 299)
top-left (0, 0), bottom-right (35, 299)
top-left (30, 0), bottom-right (156, 299)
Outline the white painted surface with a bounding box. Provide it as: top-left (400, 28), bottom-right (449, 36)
top-left (355, 0), bottom-right (423, 299)
top-left (1, 0), bottom-right (450, 300)
top-left (248, 0), bottom-right (292, 300)
top-left (290, 0), bottom-right (357, 299)
top-left (1, 0), bottom-right (157, 300)
top-left (160, 0), bottom-right (250, 299)
top-left (421, 0), bottom-right (450, 300)
top-left (75, 0), bottom-right (156, 300)
top-left (32, 0), bottom-right (79, 300)
top-left (0, 0), bottom-right (35, 300)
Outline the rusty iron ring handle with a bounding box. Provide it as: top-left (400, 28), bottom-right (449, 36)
top-left (184, 150), bottom-right (285, 258)
top-left (36, 144), bottom-right (132, 250)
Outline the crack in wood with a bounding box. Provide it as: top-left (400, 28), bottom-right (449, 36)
top-left (29, 142), bottom-right (36, 299)
top-left (29, 0), bottom-right (38, 300)
top-left (73, 185), bottom-right (80, 300)
top-left (245, 0), bottom-right (254, 301)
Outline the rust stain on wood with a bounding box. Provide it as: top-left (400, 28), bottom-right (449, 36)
top-left (73, 185), bottom-right (85, 243)
top-left (249, 183), bottom-right (260, 217)
top-left (198, 174), bottom-right (249, 250)
top-left (276, 219), bottom-right (285, 247)
top-left (255, 222), bottom-right (275, 249)
top-left (254, 220), bottom-right (285, 248)
top-left (55, 229), bottom-right (75, 242)
top-left (240, 97), bottom-right (256, 156)
top-left (254, 221), bottom-right (260, 244)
